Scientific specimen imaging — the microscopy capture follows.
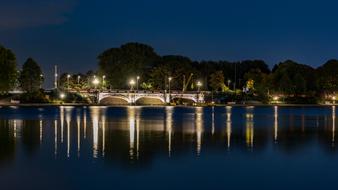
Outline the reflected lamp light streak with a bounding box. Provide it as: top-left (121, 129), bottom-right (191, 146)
top-left (195, 107), bottom-right (203, 156)
top-left (226, 106), bottom-right (232, 149)
top-left (54, 120), bottom-right (58, 156)
top-left (77, 115), bottom-right (81, 157)
top-left (91, 107), bottom-right (99, 158)
top-left (332, 106), bottom-right (336, 146)
top-left (274, 106), bottom-right (278, 142)
top-left (128, 107), bottom-right (136, 160)
top-left (166, 107), bottom-right (174, 157)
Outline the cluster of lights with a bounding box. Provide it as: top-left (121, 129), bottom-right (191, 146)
top-left (273, 96), bottom-right (279, 101)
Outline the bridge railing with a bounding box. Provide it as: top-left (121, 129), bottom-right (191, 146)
top-left (99, 90), bottom-right (206, 94)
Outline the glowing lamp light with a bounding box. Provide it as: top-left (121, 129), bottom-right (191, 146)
top-left (92, 78), bottom-right (100, 85)
top-left (333, 96), bottom-right (336, 101)
top-left (129, 79), bottom-right (135, 86)
top-left (273, 96), bottom-right (279, 101)
top-left (59, 93), bottom-right (66, 99)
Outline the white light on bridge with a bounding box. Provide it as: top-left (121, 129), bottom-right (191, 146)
top-left (60, 93), bottom-right (66, 99)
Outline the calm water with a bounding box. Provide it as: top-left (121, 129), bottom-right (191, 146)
top-left (0, 105), bottom-right (337, 190)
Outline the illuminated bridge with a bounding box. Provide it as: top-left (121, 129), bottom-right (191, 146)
top-left (97, 91), bottom-right (205, 105)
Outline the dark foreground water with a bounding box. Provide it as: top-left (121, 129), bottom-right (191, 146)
top-left (0, 105), bottom-right (337, 190)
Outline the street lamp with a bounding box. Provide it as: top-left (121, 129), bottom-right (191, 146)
top-left (168, 77), bottom-right (173, 95)
top-left (77, 75), bottom-right (81, 85)
top-left (67, 74), bottom-right (71, 91)
top-left (59, 93), bottom-right (66, 100)
top-left (273, 96), bottom-right (279, 101)
top-left (102, 75), bottom-right (106, 90)
top-left (333, 96), bottom-right (336, 104)
top-left (136, 76), bottom-right (140, 91)
top-left (92, 78), bottom-right (100, 90)
top-left (227, 79), bottom-right (231, 88)
top-left (129, 79), bottom-right (135, 91)
top-left (197, 81), bottom-right (202, 92)
top-left (40, 74), bottom-right (44, 88)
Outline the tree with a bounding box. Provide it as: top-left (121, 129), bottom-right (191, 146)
top-left (271, 60), bottom-right (316, 95)
top-left (316, 60), bottom-right (338, 94)
top-left (98, 43), bottom-right (159, 89)
top-left (209, 71), bottom-right (226, 91)
top-left (0, 45), bottom-right (17, 93)
top-left (149, 55), bottom-right (197, 90)
top-left (19, 58), bottom-right (43, 93)
top-left (244, 68), bottom-right (270, 96)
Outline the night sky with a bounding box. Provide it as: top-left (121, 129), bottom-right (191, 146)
top-left (1, 0), bottom-right (338, 87)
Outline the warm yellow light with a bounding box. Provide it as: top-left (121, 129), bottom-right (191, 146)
top-left (168, 77), bottom-right (172, 81)
top-left (59, 93), bottom-right (66, 99)
top-left (67, 74), bottom-right (71, 78)
top-left (129, 79), bottom-right (135, 85)
top-left (92, 78), bottom-right (100, 85)
top-left (273, 96), bottom-right (279, 101)
top-left (333, 96), bottom-right (336, 101)
top-left (197, 81), bottom-right (202, 87)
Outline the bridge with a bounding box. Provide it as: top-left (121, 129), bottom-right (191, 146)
top-left (97, 90), bottom-right (205, 105)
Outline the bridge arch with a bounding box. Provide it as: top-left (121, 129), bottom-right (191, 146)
top-left (171, 97), bottom-right (197, 104)
top-left (171, 95), bottom-right (198, 104)
top-left (134, 96), bottom-right (165, 105)
top-left (99, 96), bottom-right (130, 105)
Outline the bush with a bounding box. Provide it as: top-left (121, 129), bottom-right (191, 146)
top-left (284, 96), bottom-right (318, 104)
top-left (20, 90), bottom-right (49, 103)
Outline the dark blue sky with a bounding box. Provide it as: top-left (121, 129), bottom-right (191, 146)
top-left (1, 0), bottom-right (338, 87)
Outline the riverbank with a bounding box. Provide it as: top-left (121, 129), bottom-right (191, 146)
top-left (0, 102), bottom-right (337, 107)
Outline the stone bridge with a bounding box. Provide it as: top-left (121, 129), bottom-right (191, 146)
top-left (97, 91), bottom-right (204, 105)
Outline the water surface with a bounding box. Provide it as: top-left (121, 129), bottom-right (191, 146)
top-left (0, 106), bottom-right (336, 190)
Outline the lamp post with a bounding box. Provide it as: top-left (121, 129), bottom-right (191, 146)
top-left (67, 74), bottom-right (71, 91)
top-left (333, 96), bottom-right (336, 105)
top-left (102, 75), bottom-right (106, 90)
top-left (197, 81), bottom-right (202, 92)
top-left (40, 74), bottom-right (44, 88)
top-left (92, 78), bottom-right (99, 90)
top-left (168, 77), bottom-right (172, 94)
top-left (59, 92), bottom-right (66, 104)
top-left (77, 75), bottom-right (81, 85)
top-left (129, 79), bottom-right (135, 91)
top-left (168, 77), bottom-right (172, 103)
top-left (136, 76), bottom-right (140, 91)
top-left (227, 79), bottom-right (231, 89)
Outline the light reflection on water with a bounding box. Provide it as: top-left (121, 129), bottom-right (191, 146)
top-left (0, 106), bottom-right (337, 159)
top-left (0, 105), bottom-right (337, 190)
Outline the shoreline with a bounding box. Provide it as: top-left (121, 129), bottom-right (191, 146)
top-left (0, 103), bottom-right (337, 107)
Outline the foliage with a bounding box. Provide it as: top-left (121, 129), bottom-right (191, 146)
top-left (271, 60), bottom-right (316, 95)
top-left (0, 45), bottom-right (17, 93)
top-left (316, 59), bottom-right (338, 93)
top-left (246, 79), bottom-right (254, 91)
top-left (19, 58), bottom-right (43, 93)
top-left (149, 55), bottom-right (197, 90)
top-left (209, 71), bottom-right (226, 91)
top-left (20, 90), bottom-right (49, 103)
top-left (98, 43), bottom-right (159, 89)
top-left (140, 82), bottom-right (153, 90)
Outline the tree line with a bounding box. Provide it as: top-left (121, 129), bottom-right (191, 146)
top-left (97, 43), bottom-right (337, 98)
top-left (1, 43), bottom-right (337, 103)
top-left (0, 45), bottom-right (45, 102)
